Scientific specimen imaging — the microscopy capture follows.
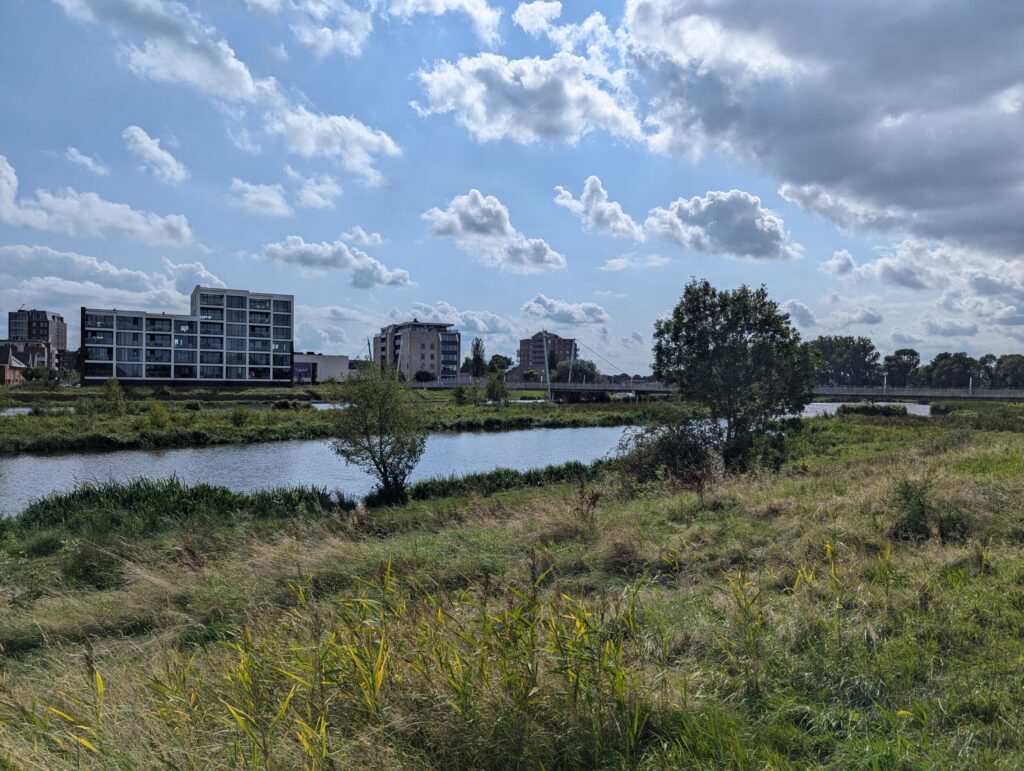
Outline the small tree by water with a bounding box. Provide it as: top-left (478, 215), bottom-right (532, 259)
top-left (326, 365), bottom-right (426, 505)
top-left (103, 378), bottom-right (126, 416)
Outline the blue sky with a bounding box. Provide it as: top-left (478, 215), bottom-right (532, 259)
top-left (2, 0), bottom-right (1022, 372)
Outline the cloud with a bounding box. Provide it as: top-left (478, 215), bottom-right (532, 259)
top-left (823, 242), bottom-right (952, 291)
top-left (922, 317), bottom-right (978, 337)
top-left (522, 293), bottom-right (610, 325)
top-left (292, 1), bottom-right (374, 57)
top-left (0, 245), bottom-right (221, 325)
top-left (228, 178), bottom-right (293, 217)
top-left (65, 147), bottom-right (109, 176)
top-left (621, 330), bottom-right (645, 347)
top-left (294, 302), bottom-right (382, 353)
top-left (122, 125), bottom-right (188, 184)
top-left (424, 189), bottom-right (566, 273)
top-left (414, 52), bottom-right (641, 145)
top-left (599, 253), bottom-right (669, 271)
top-left (820, 249), bottom-right (856, 276)
top-left (782, 299), bottom-right (817, 327)
top-left (395, 300), bottom-right (514, 335)
top-left (267, 105), bottom-right (401, 186)
top-left (160, 257), bottom-right (225, 293)
top-left (388, 0), bottom-right (502, 46)
top-left (342, 226), bottom-right (385, 246)
top-left (645, 189), bottom-right (802, 260)
top-left (625, 0), bottom-right (1024, 257)
top-left (554, 176), bottom-right (644, 240)
top-left (285, 166), bottom-right (343, 209)
top-left (257, 234), bottom-right (414, 288)
top-left (0, 154), bottom-right (193, 246)
top-left (832, 305), bottom-right (883, 326)
top-left (512, 1), bottom-right (562, 37)
top-left (53, 0), bottom-right (280, 104)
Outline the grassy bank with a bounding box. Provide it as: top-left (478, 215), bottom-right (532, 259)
top-left (0, 399), bottom-right (655, 455)
top-left (3, 413), bottom-right (1024, 766)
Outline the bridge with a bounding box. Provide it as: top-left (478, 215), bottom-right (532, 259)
top-left (414, 380), bottom-right (1024, 401)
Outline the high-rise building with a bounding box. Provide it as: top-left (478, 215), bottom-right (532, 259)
top-left (517, 331), bottom-right (577, 372)
top-left (80, 286), bottom-right (294, 386)
top-left (373, 319), bottom-right (461, 380)
top-left (8, 309), bottom-right (67, 348)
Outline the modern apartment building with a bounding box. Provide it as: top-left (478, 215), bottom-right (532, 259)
top-left (80, 286), bottom-right (294, 386)
top-left (517, 331), bottom-right (577, 371)
top-left (7, 309), bottom-right (67, 350)
top-left (373, 319), bottom-right (461, 380)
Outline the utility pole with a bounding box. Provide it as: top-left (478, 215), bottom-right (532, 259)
top-left (542, 329), bottom-right (552, 402)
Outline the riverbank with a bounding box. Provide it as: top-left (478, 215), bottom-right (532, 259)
top-left (2, 413), bottom-right (1024, 766)
top-left (0, 400), bottom-right (656, 455)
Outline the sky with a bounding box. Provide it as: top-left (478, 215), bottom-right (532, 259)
top-left (1, 0), bottom-right (1023, 374)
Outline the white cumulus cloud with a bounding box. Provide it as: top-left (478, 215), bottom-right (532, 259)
top-left (122, 125), bottom-right (188, 184)
top-left (65, 147), bottom-right (109, 176)
top-left (257, 234), bottom-right (414, 288)
top-left (554, 176), bottom-right (643, 241)
top-left (228, 178), bottom-right (294, 217)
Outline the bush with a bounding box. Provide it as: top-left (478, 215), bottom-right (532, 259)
top-left (836, 403), bottom-right (908, 417)
top-left (616, 417), bottom-right (724, 497)
top-left (452, 385), bottom-right (467, 405)
top-left (61, 540), bottom-right (124, 589)
top-left (148, 402), bottom-right (172, 429)
top-left (230, 406), bottom-right (249, 426)
top-left (891, 479), bottom-right (932, 541)
top-left (183, 400), bottom-right (203, 411)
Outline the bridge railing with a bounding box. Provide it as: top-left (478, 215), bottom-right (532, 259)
top-left (814, 385), bottom-right (1024, 400)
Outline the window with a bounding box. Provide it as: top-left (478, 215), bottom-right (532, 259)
top-left (273, 299), bottom-right (291, 312)
top-left (249, 298), bottom-right (271, 311)
top-left (226, 352), bottom-right (247, 365)
top-left (273, 368), bottom-right (291, 381)
top-left (174, 334), bottom-right (197, 349)
top-left (249, 339), bottom-right (270, 352)
top-left (200, 322), bottom-right (223, 335)
top-left (85, 330), bottom-right (113, 345)
top-left (199, 366), bottom-right (223, 379)
top-left (85, 314), bottom-right (114, 329)
top-left (226, 309), bottom-right (247, 323)
top-left (199, 308), bottom-right (224, 321)
top-left (145, 317), bottom-right (172, 332)
top-left (85, 346), bottom-right (113, 361)
top-left (273, 313), bottom-right (291, 327)
top-left (273, 326), bottom-right (291, 341)
top-left (249, 311), bottom-right (271, 325)
top-left (249, 353), bottom-right (270, 366)
top-left (249, 367), bottom-right (270, 379)
top-left (421, 343), bottom-right (425, 350)
top-left (226, 295), bottom-right (247, 309)
top-left (145, 364), bottom-right (172, 379)
top-left (199, 293), bottom-right (224, 306)
top-left (199, 351), bottom-right (223, 364)
top-left (226, 323), bottom-right (246, 337)
top-left (200, 336), bottom-right (223, 350)
top-left (225, 366), bottom-right (247, 379)
top-left (145, 349), bottom-right (171, 363)
top-left (430, 343), bottom-right (435, 349)
top-left (174, 350), bottom-right (197, 364)
top-left (116, 331), bottom-right (142, 346)
top-left (84, 362), bottom-right (113, 377)
top-left (174, 365), bottom-right (197, 379)
top-left (146, 333), bottom-right (171, 347)
top-left (272, 340), bottom-right (292, 353)
top-left (249, 325), bottom-right (270, 339)
top-left (175, 320), bottom-right (196, 334)
top-left (115, 363), bottom-right (142, 378)
top-left (116, 348), bottom-right (143, 363)
top-left (226, 338), bottom-right (247, 351)
top-left (273, 354), bottom-right (291, 367)
top-left (116, 316), bottom-right (142, 331)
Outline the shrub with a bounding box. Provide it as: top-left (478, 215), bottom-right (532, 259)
top-left (452, 385), bottom-right (468, 405)
top-left (183, 400), bottom-right (203, 411)
top-left (230, 406), bottom-right (249, 426)
top-left (60, 540), bottom-right (124, 589)
top-left (836, 403), bottom-right (909, 417)
top-left (891, 479), bottom-right (932, 541)
top-left (616, 416), bottom-right (724, 498)
top-left (103, 378), bottom-right (126, 415)
top-left (147, 402), bottom-right (172, 429)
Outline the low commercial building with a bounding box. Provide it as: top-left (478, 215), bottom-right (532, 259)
top-left (80, 286), bottom-right (294, 386)
top-left (373, 319), bottom-right (461, 381)
top-left (0, 347), bottom-right (27, 385)
top-left (293, 353), bottom-right (350, 384)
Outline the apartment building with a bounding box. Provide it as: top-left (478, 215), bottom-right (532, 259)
top-left (4, 309), bottom-right (67, 370)
top-left (517, 331), bottom-right (577, 371)
top-left (373, 319), bottom-right (461, 380)
top-left (80, 286), bottom-right (294, 386)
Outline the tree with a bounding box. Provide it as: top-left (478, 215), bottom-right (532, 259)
top-left (653, 279), bottom-right (816, 466)
top-left (978, 354), bottom-right (998, 388)
top-left (928, 352), bottom-right (979, 388)
top-left (488, 354), bottom-right (513, 373)
top-left (326, 365), bottom-right (426, 504)
top-left (522, 369), bottom-right (540, 383)
top-left (485, 372), bottom-right (509, 403)
top-left (547, 348), bottom-right (560, 376)
top-left (995, 354), bottom-right (1024, 388)
top-left (413, 370), bottom-right (436, 382)
top-left (103, 378), bottom-right (126, 416)
top-left (883, 348), bottom-right (920, 387)
top-left (470, 338), bottom-right (487, 379)
top-left (551, 358), bottom-right (604, 384)
top-left (808, 336), bottom-right (882, 385)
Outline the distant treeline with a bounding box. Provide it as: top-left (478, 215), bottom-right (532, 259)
top-left (807, 336), bottom-right (1024, 389)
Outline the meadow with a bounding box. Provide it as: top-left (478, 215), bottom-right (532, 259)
top-left (2, 408), bottom-right (1024, 767)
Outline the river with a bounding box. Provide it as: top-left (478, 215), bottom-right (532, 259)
top-left (0, 402), bottom-right (931, 516)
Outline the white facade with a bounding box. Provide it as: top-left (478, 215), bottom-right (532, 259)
top-left (81, 286), bottom-right (294, 385)
top-left (293, 353), bottom-right (349, 384)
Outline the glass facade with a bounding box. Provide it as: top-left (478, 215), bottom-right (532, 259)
top-left (81, 288), bottom-right (294, 384)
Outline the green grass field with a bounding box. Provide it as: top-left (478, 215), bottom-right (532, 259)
top-left (3, 411), bottom-right (1024, 767)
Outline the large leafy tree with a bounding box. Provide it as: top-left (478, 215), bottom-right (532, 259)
top-left (995, 354), bottom-right (1024, 388)
top-left (469, 337), bottom-right (487, 379)
top-left (808, 335), bottom-right (882, 385)
top-left (928, 352), bottom-right (979, 388)
top-left (488, 354), bottom-right (513, 373)
top-left (653, 279), bottom-right (816, 462)
top-left (883, 348), bottom-right (920, 387)
top-left (326, 364), bottom-right (426, 504)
